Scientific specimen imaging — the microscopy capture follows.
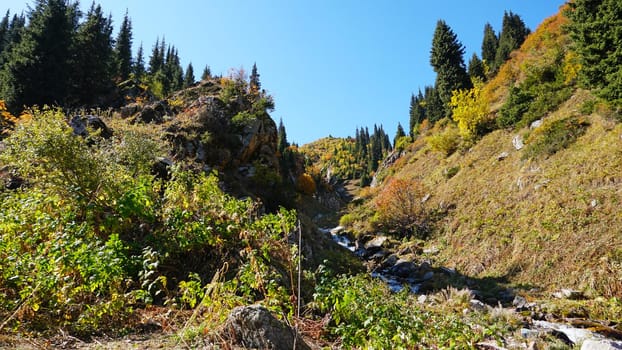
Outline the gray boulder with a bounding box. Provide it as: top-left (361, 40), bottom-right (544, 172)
top-left (581, 339), bottom-right (622, 350)
top-left (221, 305), bottom-right (310, 350)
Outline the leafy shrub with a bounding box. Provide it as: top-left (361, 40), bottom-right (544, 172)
top-left (374, 178), bottom-right (429, 238)
top-left (312, 274), bottom-right (486, 348)
top-left (523, 116), bottom-right (590, 159)
top-left (296, 173), bottom-right (316, 195)
top-left (450, 81), bottom-right (490, 140)
top-left (426, 123), bottom-right (461, 156)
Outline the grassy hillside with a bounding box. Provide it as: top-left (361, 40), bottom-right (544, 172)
top-left (345, 10), bottom-right (622, 298)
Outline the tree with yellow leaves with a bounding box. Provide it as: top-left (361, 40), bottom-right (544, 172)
top-left (449, 80), bottom-right (490, 141)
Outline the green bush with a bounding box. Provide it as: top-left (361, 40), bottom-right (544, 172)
top-left (313, 274), bottom-right (487, 348)
top-left (523, 116), bottom-right (590, 159)
top-left (427, 123), bottom-right (461, 156)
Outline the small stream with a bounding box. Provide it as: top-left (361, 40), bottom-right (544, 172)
top-left (323, 226), bottom-right (622, 349)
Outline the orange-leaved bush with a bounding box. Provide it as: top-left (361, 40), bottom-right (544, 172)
top-left (374, 177), bottom-right (429, 238)
top-left (296, 173), bottom-right (316, 195)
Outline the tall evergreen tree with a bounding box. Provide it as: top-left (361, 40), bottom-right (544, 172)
top-left (277, 118), bottom-right (288, 155)
top-left (566, 0), bottom-right (622, 106)
top-left (114, 11), bottom-right (132, 81)
top-left (133, 42), bottom-right (145, 78)
top-left (148, 37), bottom-right (163, 74)
top-left (201, 65), bottom-right (211, 80)
top-left (424, 85), bottom-right (445, 123)
top-left (494, 11), bottom-right (530, 71)
top-left (0, 0), bottom-right (79, 112)
top-left (468, 53), bottom-right (486, 81)
top-left (481, 23), bottom-right (498, 69)
top-left (0, 11), bottom-right (9, 56)
top-left (71, 3), bottom-right (114, 106)
top-left (394, 122), bottom-right (406, 148)
top-left (183, 62), bottom-right (195, 87)
top-left (249, 62), bottom-right (261, 94)
top-left (409, 90), bottom-right (425, 137)
top-left (430, 20), bottom-right (471, 116)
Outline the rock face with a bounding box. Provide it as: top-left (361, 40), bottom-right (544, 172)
top-left (70, 115), bottom-right (113, 139)
top-left (221, 305), bottom-right (310, 350)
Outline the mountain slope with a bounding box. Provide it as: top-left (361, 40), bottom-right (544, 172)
top-left (349, 10), bottom-right (622, 297)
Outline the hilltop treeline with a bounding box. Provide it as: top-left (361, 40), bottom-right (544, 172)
top-left (0, 0), bottom-right (206, 114)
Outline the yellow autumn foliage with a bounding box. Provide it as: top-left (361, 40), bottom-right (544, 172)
top-left (449, 81), bottom-right (489, 140)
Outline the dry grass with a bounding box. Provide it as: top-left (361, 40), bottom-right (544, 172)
top-left (374, 89), bottom-right (622, 297)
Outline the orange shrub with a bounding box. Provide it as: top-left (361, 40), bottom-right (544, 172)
top-left (296, 173), bottom-right (316, 195)
top-left (374, 178), bottom-right (429, 238)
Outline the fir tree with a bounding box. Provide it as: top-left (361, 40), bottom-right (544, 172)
top-left (394, 122), bottom-right (406, 148)
top-left (0, 11), bottom-right (9, 56)
top-left (481, 23), bottom-right (498, 69)
top-left (72, 2), bottom-right (115, 106)
top-left (133, 42), bottom-right (145, 78)
top-left (148, 37), bottom-right (163, 74)
top-left (468, 53), bottom-right (486, 81)
top-left (430, 20), bottom-right (471, 116)
top-left (201, 65), bottom-right (211, 80)
top-left (409, 90), bottom-right (425, 137)
top-left (0, 0), bottom-right (79, 112)
top-left (249, 62), bottom-right (261, 94)
top-left (494, 11), bottom-right (530, 71)
top-left (424, 85), bottom-right (445, 123)
top-left (114, 11), bottom-right (132, 81)
top-left (277, 118), bottom-right (289, 155)
top-left (566, 0), bottom-right (622, 105)
top-left (183, 62), bottom-right (195, 87)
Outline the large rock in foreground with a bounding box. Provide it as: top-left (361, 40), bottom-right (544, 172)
top-left (220, 305), bottom-right (311, 350)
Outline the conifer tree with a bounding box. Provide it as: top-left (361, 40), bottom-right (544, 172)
top-left (0, 0), bottom-right (78, 112)
top-left (424, 85), bottom-right (445, 123)
top-left (494, 11), bottom-right (530, 71)
top-left (481, 23), bottom-right (498, 69)
top-left (149, 37), bottom-right (163, 74)
top-left (250, 62), bottom-right (261, 94)
top-left (72, 3), bottom-right (115, 106)
top-left (468, 53), bottom-right (486, 81)
top-left (409, 90), bottom-right (425, 137)
top-left (183, 62), bottom-right (195, 87)
top-left (394, 122), bottom-right (406, 148)
top-left (566, 0), bottom-right (622, 106)
top-left (201, 65), bottom-right (211, 80)
top-left (277, 118), bottom-right (289, 155)
top-left (430, 20), bottom-right (471, 116)
top-left (0, 11), bottom-right (9, 56)
top-left (133, 42), bottom-right (145, 78)
top-left (114, 11), bottom-right (133, 81)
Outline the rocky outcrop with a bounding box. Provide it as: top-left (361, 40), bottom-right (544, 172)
top-left (220, 305), bottom-right (311, 350)
top-left (69, 115), bottom-right (113, 139)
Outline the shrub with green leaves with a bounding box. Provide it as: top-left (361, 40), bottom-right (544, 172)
top-left (523, 116), bottom-right (590, 159)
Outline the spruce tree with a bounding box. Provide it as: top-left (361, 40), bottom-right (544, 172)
top-left (566, 0), bottom-right (622, 105)
top-left (201, 65), bottom-right (211, 80)
top-left (481, 23), bottom-right (498, 69)
top-left (183, 62), bottom-right (195, 87)
top-left (409, 90), bottom-right (425, 137)
top-left (494, 11), bottom-right (530, 71)
top-left (468, 53), bottom-right (486, 81)
top-left (0, 0), bottom-right (78, 112)
top-left (277, 118), bottom-right (288, 155)
top-left (430, 20), bottom-right (471, 116)
top-left (71, 3), bottom-right (114, 106)
top-left (0, 11), bottom-right (9, 56)
top-left (148, 37), bottom-right (163, 74)
top-left (249, 62), bottom-right (261, 94)
top-left (424, 85), bottom-right (445, 123)
top-left (394, 122), bottom-right (406, 148)
top-left (133, 42), bottom-right (145, 78)
top-left (114, 11), bottom-right (133, 81)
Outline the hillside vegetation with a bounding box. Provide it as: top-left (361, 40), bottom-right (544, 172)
top-left (340, 9), bottom-right (622, 296)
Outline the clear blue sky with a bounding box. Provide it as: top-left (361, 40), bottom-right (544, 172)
top-left (4, 1), bottom-right (565, 145)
